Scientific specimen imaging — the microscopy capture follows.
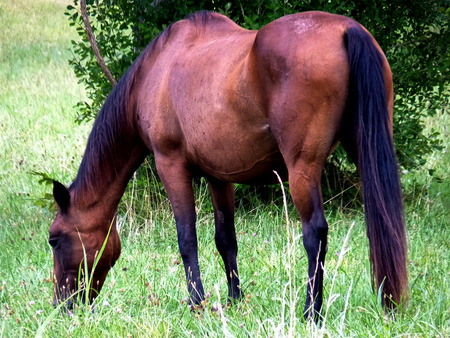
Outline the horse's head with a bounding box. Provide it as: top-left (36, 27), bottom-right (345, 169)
top-left (49, 181), bottom-right (121, 308)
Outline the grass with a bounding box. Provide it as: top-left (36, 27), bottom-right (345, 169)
top-left (0, 0), bottom-right (449, 336)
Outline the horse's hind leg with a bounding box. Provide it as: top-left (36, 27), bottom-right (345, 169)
top-left (288, 169), bottom-right (328, 321)
top-left (154, 156), bottom-right (205, 307)
top-left (208, 178), bottom-right (242, 301)
top-left (270, 106), bottom-right (340, 321)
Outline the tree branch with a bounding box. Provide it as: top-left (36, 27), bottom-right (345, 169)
top-left (80, 0), bottom-right (117, 87)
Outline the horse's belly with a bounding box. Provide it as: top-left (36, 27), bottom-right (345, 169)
top-left (196, 151), bottom-right (287, 185)
top-left (186, 126), bottom-right (287, 184)
top-left (209, 154), bottom-right (288, 185)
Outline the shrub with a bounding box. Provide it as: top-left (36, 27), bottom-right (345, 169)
top-left (66, 0), bottom-right (449, 202)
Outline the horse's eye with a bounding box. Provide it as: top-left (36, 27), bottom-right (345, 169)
top-left (49, 238), bottom-right (59, 248)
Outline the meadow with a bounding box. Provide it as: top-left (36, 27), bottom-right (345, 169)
top-left (0, 0), bottom-right (448, 336)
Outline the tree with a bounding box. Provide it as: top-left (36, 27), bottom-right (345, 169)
top-left (66, 0), bottom-right (449, 200)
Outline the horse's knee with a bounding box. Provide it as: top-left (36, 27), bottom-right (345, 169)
top-left (175, 216), bottom-right (198, 256)
top-left (178, 238), bottom-right (198, 263)
top-left (215, 230), bottom-right (237, 255)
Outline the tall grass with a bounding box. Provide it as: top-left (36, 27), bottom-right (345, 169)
top-left (1, 0), bottom-right (449, 336)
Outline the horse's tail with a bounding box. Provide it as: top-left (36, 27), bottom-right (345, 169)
top-left (343, 26), bottom-right (408, 309)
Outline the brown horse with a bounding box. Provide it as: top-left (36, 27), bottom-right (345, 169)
top-left (49, 11), bottom-right (407, 320)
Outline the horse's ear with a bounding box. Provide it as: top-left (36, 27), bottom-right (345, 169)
top-left (53, 180), bottom-right (70, 213)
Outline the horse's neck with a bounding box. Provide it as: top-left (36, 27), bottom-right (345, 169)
top-left (70, 110), bottom-right (148, 214)
top-left (73, 142), bottom-right (147, 216)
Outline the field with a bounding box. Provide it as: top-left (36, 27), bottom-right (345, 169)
top-left (0, 0), bottom-right (449, 336)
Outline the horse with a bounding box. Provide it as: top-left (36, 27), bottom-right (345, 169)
top-left (49, 11), bottom-right (408, 320)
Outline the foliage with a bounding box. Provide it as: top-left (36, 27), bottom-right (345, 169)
top-left (65, 0), bottom-right (449, 203)
top-left (30, 171), bottom-right (59, 212)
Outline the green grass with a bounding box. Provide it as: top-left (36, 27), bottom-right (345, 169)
top-left (0, 0), bottom-right (449, 336)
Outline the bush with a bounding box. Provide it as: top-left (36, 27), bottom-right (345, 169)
top-left (66, 0), bottom-right (449, 203)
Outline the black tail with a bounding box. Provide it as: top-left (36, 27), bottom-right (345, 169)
top-left (344, 26), bottom-right (408, 308)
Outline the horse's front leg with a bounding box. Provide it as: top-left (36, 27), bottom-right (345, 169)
top-left (155, 156), bottom-right (205, 306)
top-left (208, 179), bottom-right (242, 302)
